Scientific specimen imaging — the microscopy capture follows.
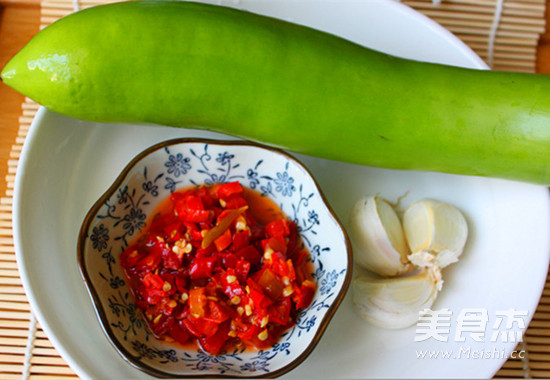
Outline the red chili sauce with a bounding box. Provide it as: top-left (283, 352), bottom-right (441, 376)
top-left (119, 181), bottom-right (316, 355)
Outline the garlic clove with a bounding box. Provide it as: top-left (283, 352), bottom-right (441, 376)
top-left (403, 199), bottom-right (468, 269)
top-left (352, 270), bottom-right (440, 329)
top-left (349, 196), bottom-right (411, 277)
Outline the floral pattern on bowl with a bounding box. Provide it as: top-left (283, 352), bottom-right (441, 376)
top-left (78, 138), bottom-right (352, 378)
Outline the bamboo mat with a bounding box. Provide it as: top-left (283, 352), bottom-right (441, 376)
top-left (402, 0), bottom-right (546, 72)
top-left (0, 0), bottom-right (548, 378)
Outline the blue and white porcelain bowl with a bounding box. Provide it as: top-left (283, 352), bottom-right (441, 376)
top-left (78, 138), bottom-right (352, 378)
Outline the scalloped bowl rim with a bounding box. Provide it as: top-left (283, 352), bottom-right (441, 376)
top-left (77, 138), bottom-right (353, 378)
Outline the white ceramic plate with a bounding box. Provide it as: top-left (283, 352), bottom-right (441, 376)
top-left (13, 0), bottom-right (549, 379)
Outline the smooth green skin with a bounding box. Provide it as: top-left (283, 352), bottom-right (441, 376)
top-left (2, 1), bottom-right (550, 184)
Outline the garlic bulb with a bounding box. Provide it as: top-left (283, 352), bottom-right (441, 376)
top-left (349, 196), bottom-right (411, 277)
top-left (349, 195), bottom-right (469, 330)
top-left (352, 269), bottom-right (441, 329)
top-left (403, 199), bottom-right (468, 269)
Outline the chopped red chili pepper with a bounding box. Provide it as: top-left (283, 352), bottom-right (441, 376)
top-left (199, 320), bottom-right (231, 355)
top-left (268, 298), bottom-right (291, 325)
top-left (214, 228), bottom-right (232, 252)
top-left (235, 245), bottom-right (261, 267)
top-left (120, 183), bottom-right (317, 355)
top-left (261, 236), bottom-right (287, 256)
top-left (217, 181), bottom-right (244, 200)
top-left (168, 320), bottom-right (191, 345)
top-left (142, 272), bottom-right (165, 290)
top-left (188, 287), bottom-right (207, 318)
top-left (265, 219), bottom-right (291, 238)
top-left (256, 269), bottom-right (284, 301)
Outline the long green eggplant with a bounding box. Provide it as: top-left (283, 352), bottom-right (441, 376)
top-left (2, 1), bottom-right (550, 184)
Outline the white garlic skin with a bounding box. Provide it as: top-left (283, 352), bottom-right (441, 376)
top-left (348, 196), bottom-right (410, 277)
top-left (352, 271), bottom-right (440, 329)
top-left (403, 199), bottom-right (468, 269)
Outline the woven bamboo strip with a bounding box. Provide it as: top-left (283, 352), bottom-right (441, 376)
top-left (29, 365), bottom-right (76, 375)
top-left (1, 338), bottom-right (31, 347)
top-left (41, 8), bottom-right (71, 16)
top-left (424, 0), bottom-right (544, 10)
top-left (15, 120), bottom-right (32, 131)
top-left (0, 286), bottom-right (26, 295)
top-left (32, 347), bottom-right (63, 357)
top-left (8, 152), bottom-right (20, 160)
top-left (500, 362), bottom-right (524, 370)
top-left (30, 356), bottom-right (68, 366)
top-left (448, 26), bottom-right (539, 39)
top-left (77, 0), bottom-right (117, 4)
top-left (405, 1), bottom-right (545, 16)
top-left (527, 336), bottom-right (550, 344)
top-left (14, 137), bottom-right (26, 146)
top-left (0, 320), bottom-right (28, 329)
top-left (527, 339), bottom-right (550, 350)
top-left (40, 16), bottom-right (63, 24)
top-left (0, 259), bottom-right (19, 270)
top-left (0, 328), bottom-right (31, 338)
top-left (530, 361), bottom-right (550, 369)
top-left (0, 301), bottom-right (30, 312)
top-left (0, 364), bottom-right (23, 373)
top-left (2, 375), bottom-right (23, 380)
top-left (0, 226), bottom-right (13, 233)
top-left (406, 1), bottom-right (544, 14)
top-left (0, 278), bottom-right (23, 286)
top-left (0, 248), bottom-right (17, 256)
top-left (22, 109), bottom-right (36, 117)
top-left (0, 346), bottom-right (25, 355)
top-left (0, 253), bottom-right (16, 261)
top-left (34, 338), bottom-right (54, 349)
top-left (442, 16), bottom-right (545, 31)
top-left (0, 238), bottom-right (14, 246)
top-left (457, 35), bottom-right (539, 47)
top-left (35, 331), bottom-right (49, 339)
top-left (0, 195), bottom-right (12, 207)
top-left (530, 353), bottom-right (550, 361)
top-left (0, 354), bottom-right (24, 363)
top-left (0, 270), bottom-right (21, 279)
top-left (435, 5), bottom-right (543, 18)
top-left (0, 295), bottom-right (28, 304)
top-left (9, 144), bottom-right (21, 153)
top-left (418, 12), bottom-right (545, 32)
top-left (495, 369), bottom-right (529, 377)
top-left (41, 2), bottom-right (76, 9)
top-left (501, 16), bottom-right (546, 27)
top-left (487, 60), bottom-right (540, 70)
top-left (0, 262), bottom-right (18, 270)
top-left (0, 218), bottom-right (13, 227)
top-left (534, 311), bottom-right (550, 320)
top-left (531, 370), bottom-right (550, 378)
top-left (0, 310), bottom-right (30, 320)
top-left (0, 200), bottom-right (14, 211)
top-left (21, 101), bottom-right (38, 109)
top-left (524, 328), bottom-right (550, 336)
